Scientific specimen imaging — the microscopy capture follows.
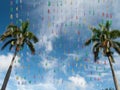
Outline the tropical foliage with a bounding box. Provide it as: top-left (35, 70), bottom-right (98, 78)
top-left (0, 21), bottom-right (38, 90)
top-left (85, 21), bottom-right (120, 62)
top-left (85, 20), bottom-right (120, 90)
top-left (0, 21), bottom-right (38, 53)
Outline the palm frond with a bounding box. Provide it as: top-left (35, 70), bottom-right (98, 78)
top-left (1, 39), bottom-right (16, 50)
top-left (85, 36), bottom-right (100, 46)
top-left (9, 44), bottom-right (14, 51)
top-left (26, 40), bottom-right (35, 54)
top-left (20, 43), bottom-right (25, 50)
top-left (99, 23), bottom-right (103, 28)
top-left (13, 30), bottom-right (23, 38)
top-left (22, 21), bottom-right (29, 33)
top-left (105, 20), bottom-right (111, 30)
top-left (0, 35), bottom-right (11, 41)
top-left (92, 42), bottom-right (101, 62)
top-left (31, 35), bottom-right (38, 43)
top-left (92, 34), bottom-right (101, 40)
top-left (85, 39), bottom-right (92, 46)
top-left (7, 25), bottom-right (18, 31)
top-left (25, 32), bottom-right (38, 43)
top-left (112, 41), bottom-right (120, 55)
top-left (112, 41), bottom-right (120, 47)
top-left (1, 30), bottom-right (13, 38)
top-left (110, 30), bottom-right (120, 39)
top-left (89, 26), bottom-right (101, 34)
top-left (115, 41), bottom-right (120, 48)
top-left (113, 46), bottom-right (120, 55)
top-left (0, 25), bottom-right (20, 41)
top-left (0, 31), bottom-right (22, 42)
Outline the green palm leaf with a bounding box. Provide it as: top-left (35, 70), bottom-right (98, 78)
top-left (85, 38), bottom-right (92, 46)
top-left (112, 41), bottom-right (120, 55)
top-left (13, 31), bottom-right (23, 38)
top-left (0, 26), bottom-right (20, 41)
top-left (9, 44), bottom-right (14, 51)
top-left (113, 46), bottom-right (120, 55)
top-left (105, 20), bottom-right (111, 30)
top-left (1, 39), bottom-right (16, 50)
top-left (99, 23), bottom-right (103, 28)
top-left (22, 21), bottom-right (29, 33)
top-left (89, 26), bottom-right (101, 34)
top-left (0, 35), bottom-right (11, 41)
top-left (85, 36), bottom-right (100, 46)
top-left (92, 42), bottom-right (101, 62)
top-left (0, 30), bottom-right (13, 41)
top-left (110, 30), bottom-right (120, 39)
top-left (6, 25), bottom-right (19, 36)
top-left (25, 32), bottom-right (38, 43)
top-left (7, 25), bottom-right (18, 31)
top-left (113, 41), bottom-right (120, 47)
top-left (26, 40), bottom-right (35, 54)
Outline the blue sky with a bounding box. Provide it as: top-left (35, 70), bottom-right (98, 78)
top-left (0, 0), bottom-right (120, 90)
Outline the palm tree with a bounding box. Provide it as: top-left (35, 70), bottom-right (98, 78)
top-left (85, 21), bottom-right (120, 90)
top-left (0, 21), bottom-right (38, 90)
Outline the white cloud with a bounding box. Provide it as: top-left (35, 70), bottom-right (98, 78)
top-left (0, 53), bottom-right (20, 71)
top-left (39, 56), bottom-right (57, 69)
top-left (25, 0), bottom-right (117, 52)
top-left (46, 41), bottom-right (53, 52)
top-left (63, 75), bottom-right (96, 90)
top-left (16, 82), bottom-right (57, 90)
top-left (9, 75), bottom-right (57, 90)
top-left (38, 35), bottom-right (53, 52)
top-left (68, 75), bottom-right (87, 88)
top-left (26, 0), bottom-right (101, 52)
top-left (67, 53), bottom-right (79, 59)
top-left (14, 0), bottom-right (120, 90)
top-left (61, 64), bottom-right (67, 75)
top-left (66, 53), bottom-right (83, 61)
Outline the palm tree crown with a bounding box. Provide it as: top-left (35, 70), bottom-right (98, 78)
top-left (85, 20), bottom-right (120, 62)
top-left (0, 21), bottom-right (38, 53)
top-left (0, 21), bottom-right (39, 90)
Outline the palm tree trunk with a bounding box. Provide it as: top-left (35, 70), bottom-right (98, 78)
top-left (1, 50), bottom-right (17, 90)
top-left (108, 55), bottom-right (120, 90)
